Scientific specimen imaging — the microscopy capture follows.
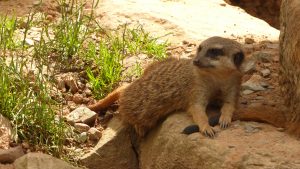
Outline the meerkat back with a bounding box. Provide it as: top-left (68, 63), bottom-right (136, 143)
top-left (118, 58), bottom-right (194, 137)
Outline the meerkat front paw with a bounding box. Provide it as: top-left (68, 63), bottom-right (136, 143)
top-left (219, 114), bottom-right (232, 129)
top-left (200, 124), bottom-right (215, 138)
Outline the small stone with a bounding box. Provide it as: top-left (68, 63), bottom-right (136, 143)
top-left (244, 123), bottom-right (261, 133)
top-left (65, 76), bottom-right (79, 94)
top-left (261, 69), bottom-right (271, 77)
top-left (242, 75), bottom-right (267, 91)
top-left (76, 132), bottom-right (88, 143)
top-left (33, 0), bottom-right (41, 6)
top-left (46, 15), bottom-right (54, 21)
top-left (266, 43), bottom-right (279, 49)
top-left (84, 88), bottom-right (92, 96)
top-left (255, 96), bottom-right (264, 100)
top-left (74, 123), bottom-right (90, 133)
top-left (241, 58), bottom-right (256, 73)
top-left (182, 40), bottom-right (189, 45)
top-left (277, 128), bottom-right (285, 132)
top-left (68, 101), bottom-right (77, 112)
top-left (56, 77), bottom-right (66, 92)
top-left (88, 127), bottom-right (102, 141)
top-left (65, 107), bottom-right (97, 125)
top-left (185, 47), bottom-right (193, 53)
top-left (245, 37), bottom-right (255, 44)
top-left (64, 93), bottom-right (73, 101)
top-left (242, 89), bottom-right (254, 95)
top-left (73, 93), bottom-right (84, 104)
top-left (25, 38), bottom-right (34, 46)
top-left (254, 52), bottom-right (272, 63)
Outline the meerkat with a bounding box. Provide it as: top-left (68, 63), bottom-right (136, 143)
top-left (88, 36), bottom-right (245, 138)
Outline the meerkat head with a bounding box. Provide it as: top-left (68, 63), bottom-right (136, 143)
top-left (193, 36), bottom-right (245, 71)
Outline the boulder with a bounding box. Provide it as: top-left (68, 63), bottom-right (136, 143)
top-left (0, 114), bottom-right (13, 149)
top-left (14, 153), bottom-right (81, 169)
top-left (0, 146), bottom-right (24, 163)
top-left (139, 112), bottom-right (300, 169)
top-left (80, 118), bottom-right (138, 169)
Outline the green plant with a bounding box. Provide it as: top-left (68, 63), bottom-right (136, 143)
top-left (0, 59), bottom-right (66, 156)
top-left (0, 15), bottom-right (18, 53)
top-left (86, 39), bottom-right (123, 99)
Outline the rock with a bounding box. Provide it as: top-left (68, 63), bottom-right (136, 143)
top-left (0, 114), bottom-right (13, 149)
top-left (241, 58), bottom-right (256, 73)
top-left (88, 127), bottom-right (102, 141)
top-left (242, 75), bottom-right (267, 91)
top-left (261, 69), bottom-right (271, 77)
top-left (242, 89), bottom-right (254, 95)
top-left (32, 0), bottom-right (40, 6)
top-left (244, 123), bottom-right (262, 133)
top-left (25, 39), bottom-right (34, 46)
top-left (74, 123), bottom-right (90, 133)
top-left (139, 113), bottom-right (300, 169)
top-left (253, 51), bottom-right (272, 63)
top-left (73, 93), bottom-right (83, 104)
top-left (65, 107), bottom-right (97, 125)
top-left (14, 153), bottom-right (82, 169)
top-left (83, 88), bottom-right (92, 96)
top-left (64, 76), bottom-right (79, 94)
top-left (97, 0), bottom-right (279, 44)
top-left (0, 146), bottom-right (24, 163)
top-left (75, 132), bottom-right (88, 143)
top-left (80, 118), bottom-right (138, 169)
top-left (245, 37), bottom-right (255, 44)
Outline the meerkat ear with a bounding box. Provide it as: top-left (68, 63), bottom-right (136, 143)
top-left (197, 45), bottom-right (202, 53)
top-left (233, 51), bottom-right (245, 68)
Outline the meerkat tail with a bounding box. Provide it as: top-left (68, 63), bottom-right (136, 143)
top-left (88, 84), bottom-right (128, 112)
top-left (233, 106), bottom-right (287, 128)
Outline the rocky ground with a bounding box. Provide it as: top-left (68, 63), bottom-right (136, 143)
top-left (0, 0), bottom-right (299, 169)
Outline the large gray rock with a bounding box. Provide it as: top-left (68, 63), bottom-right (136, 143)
top-left (65, 107), bottom-right (97, 125)
top-left (139, 112), bottom-right (300, 169)
top-left (80, 117), bottom-right (138, 169)
top-left (0, 146), bottom-right (24, 163)
top-left (14, 153), bottom-right (81, 169)
top-left (0, 114), bottom-right (13, 149)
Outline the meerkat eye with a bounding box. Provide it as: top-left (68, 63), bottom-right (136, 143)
top-left (233, 51), bottom-right (245, 67)
top-left (206, 48), bottom-right (224, 59)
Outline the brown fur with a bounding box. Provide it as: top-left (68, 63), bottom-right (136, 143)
top-left (88, 36), bottom-right (244, 137)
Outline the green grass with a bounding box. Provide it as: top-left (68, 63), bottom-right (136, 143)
top-left (0, 0), bottom-right (169, 164)
top-left (0, 14), bottom-right (66, 157)
top-left (85, 24), bottom-right (168, 99)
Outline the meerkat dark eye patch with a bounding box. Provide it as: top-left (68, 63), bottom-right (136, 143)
top-left (206, 48), bottom-right (224, 59)
top-left (233, 51), bottom-right (245, 68)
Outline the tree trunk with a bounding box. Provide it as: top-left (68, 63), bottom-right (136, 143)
top-left (279, 0), bottom-right (300, 136)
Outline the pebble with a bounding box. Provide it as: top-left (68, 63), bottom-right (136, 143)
top-left (254, 52), bottom-right (272, 63)
top-left (242, 75), bottom-right (267, 91)
top-left (242, 89), bottom-right (254, 95)
top-left (88, 127), bottom-right (102, 141)
top-left (245, 37), bottom-right (255, 44)
top-left (261, 69), bottom-right (271, 77)
top-left (25, 38), bottom-right (34, 46)
top-left (76, 132), bottom-right (88, 143)
top-left (73, 93), bottom-right (84, 104)
top-left (65, 107), bottom-right (97, 125)
top-left (74, 123), bottom-right (90, 133)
